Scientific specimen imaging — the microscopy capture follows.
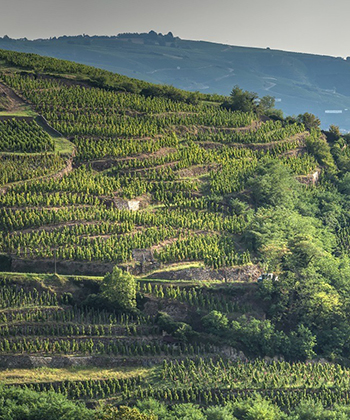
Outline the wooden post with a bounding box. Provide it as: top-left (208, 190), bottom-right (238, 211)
top-left (54, 249), bottom-right (57, 275)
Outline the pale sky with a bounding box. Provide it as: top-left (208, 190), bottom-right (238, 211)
top-left (1, 0), bottom-right (350, 57)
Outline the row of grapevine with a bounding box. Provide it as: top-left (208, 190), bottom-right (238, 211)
top-left (0, 154), bottom-right (65, 186)
top-left (0, 118), bottom-right (54, 153)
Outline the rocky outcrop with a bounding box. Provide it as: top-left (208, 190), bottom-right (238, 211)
top-left (114, 198), bottom-right (140, 211)
top-left (147, 264), bottom-right (261, 282)
top-left (0, 348), bottom-right (246, 369)
top-left (11, 257), bottom-right (115, 276)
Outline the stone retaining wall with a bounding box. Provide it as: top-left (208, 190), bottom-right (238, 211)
top-left (147, 264), bottom-right (261, 282)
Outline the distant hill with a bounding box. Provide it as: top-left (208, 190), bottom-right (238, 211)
top-left (1, 32), bottom-right (350, 130)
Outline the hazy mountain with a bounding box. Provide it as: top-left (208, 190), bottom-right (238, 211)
top-left (1, 32), bottom-right (350, 130)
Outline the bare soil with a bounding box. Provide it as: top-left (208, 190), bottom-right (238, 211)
top-left (0, 81), bottom-right (27, 112)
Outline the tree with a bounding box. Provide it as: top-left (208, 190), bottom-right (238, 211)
top-left (205, 405), bottom-right (233, 420)
top-left (99, 406), bottom-right (157, 420)
top-left (247, 161), bottom-right (300, 209)
top-left (222, 86), bottom-right (281, 116)
top-left (259, 241), bottom-right (291, 273)
top-left (186, 91), bottom-right (200, 105)
top-left (157, 312), bottom-right (195, 341)
top-left (202, 310), bottom-right (229, 334)
top-left (289, 400), bottom-right (331, 420)
top-left (258, 95), bottom-right (283, 119)
top-left (137, 398), bottom-right (168, 418)
top-left (305, 131), bottom-right (336, 169)
top-left (171, 403), bottom-right (206, 420)
top-left (100, 266), bottom-right (136, 311)
top-left (0, 385), bottom-right (94, 420)
top-left (229, 198), bottom-right (249, 216)
top-left (327, 124), bottom-right (341, 142)
top-left (230, 395), bottom-right (285, 420)
top-left (222, 85), bottom-right (258, 113)
top-left (288, 325), bottom-right (317, 360)
top-left (259, 95), bottom-right (275, 111)
top-left (257, 95), bottom-right (281, 117)
top-left (293, 273), bottom-right (342, 327)
top-left (297, 113), bottom-right (321, 131)
top-left (339, 172), bottom-right (350, 195)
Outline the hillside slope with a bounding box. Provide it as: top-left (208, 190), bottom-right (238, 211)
top-left (2, 50), bottom-right (350, 418)
top-left (1, 32), bottom-right (350, 130)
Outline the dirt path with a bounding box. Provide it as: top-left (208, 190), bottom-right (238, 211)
top-left (263, 77), bottom-right (277, 92)
top-left (0, 80), bottom-right (76, 194)
top-left (86, 147), bottom-right (177, 171)
top-left (200, 131), bottom-right (307, 151)
top-left (0, 81), bottom-right (27, 112)
top-left (174, 120), bottom-right (262, 137)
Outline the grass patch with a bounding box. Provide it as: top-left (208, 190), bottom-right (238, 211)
top-left (140, 261), bottom-right (205, 277)
top-left (54, 136), bottom-right (75, 155)
top-left (0, 366), bottom-right (151, 385)
top-left (0, 272), bottom-right (103, 281)
top-left (0, 136), bottom-right (74, 156)
top-left (0, 272), bottom-right (54, 281)
top-left (0, 108), bottom-right (37, 117)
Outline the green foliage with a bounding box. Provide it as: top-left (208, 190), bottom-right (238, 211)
top-left (99, 406), bottom-right (157, 420)
top-left (297, 113), bottom-right (321, 131)
top-left (0, 385), bottom-right (94, 420)
top-left (156, 312), bottom-right (194, 341)
top-left (248, 161), bottom-right (301, 209)
top-left (200, 310), bottom-right (316, 360)
top-left (137, 398), bottom-right (169, 418)
top-left (222, 86), bottom-right (281, 117)
top-left (327, 125), bottom-right (341, 142)
top-left (258, 96), bottom-right (276, 114)
top-left (194, 120), bottom-right (304, 144)
top-left (201, 311), bottom-right (229, 334)
top-left (0, 118), bottom-right (54, 153)
top-left (101, 266), bottom-right (137, 311)
top-left (245, 206), bottom-right (335, 272)
top-left (0, 154), bottom-right (65, 186)
top-left (230, 395), bottom-right (284, 420)
top-left (3, 49), bottom-right (350, 387)
top-left (288, 325), bottom-right (317, 360)
top-left (305, 130), bottom-right (335, 169)
top-left (205, 406), bottom-right (234, 420)
top-left (222, 85), bottom-right (259, 113)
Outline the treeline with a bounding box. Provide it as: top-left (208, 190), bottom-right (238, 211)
top-left (2, 386), bottom-right (350, 419)
top-left (0, 385), bottom-right (157, 419)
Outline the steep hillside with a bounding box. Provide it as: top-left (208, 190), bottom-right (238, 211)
top-left (2, 50), bottom-right (350, 418)
top-left (2, 32), bottom-right (350, 130)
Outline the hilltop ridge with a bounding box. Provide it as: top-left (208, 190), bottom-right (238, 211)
top-left (1, 32), bottom-right (350, 130)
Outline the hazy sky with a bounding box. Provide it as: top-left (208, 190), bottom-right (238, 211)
top-left (2, 0), bottom-right (350, 57)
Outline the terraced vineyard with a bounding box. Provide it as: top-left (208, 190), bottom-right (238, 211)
top-left (0, 54), bottom-right (316, 272)
top-left (2, 50), bottom-right (350, 418)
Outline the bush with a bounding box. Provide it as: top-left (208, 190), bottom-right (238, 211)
top-left (202, 310), bottom-right (228, 334)
top-left (101, 266), bottom-right (137, 311)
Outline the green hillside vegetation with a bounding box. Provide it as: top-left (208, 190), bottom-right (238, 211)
top-left (2, 50), bottom-right (350, 417)
top-left (3, 32), bottom-right (350, 130)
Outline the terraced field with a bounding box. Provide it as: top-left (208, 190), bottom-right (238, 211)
top-left (0, 62), bottom-right (315, 274)
top-left (2, 50), bottom-right (350, 418)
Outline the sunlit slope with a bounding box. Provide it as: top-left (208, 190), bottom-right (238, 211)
top-left (0, 50), bottom-right (317, 275)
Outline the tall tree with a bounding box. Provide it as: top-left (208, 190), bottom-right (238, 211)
top-left (222, 85), bottom-right (258, 113)
top-left (297, 113), bottom-right (321, 131)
